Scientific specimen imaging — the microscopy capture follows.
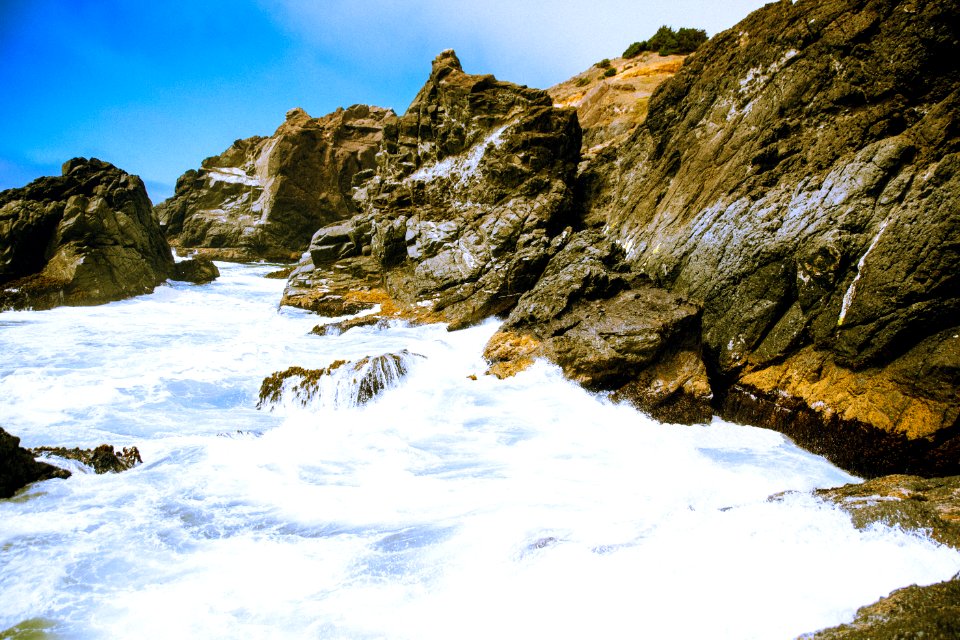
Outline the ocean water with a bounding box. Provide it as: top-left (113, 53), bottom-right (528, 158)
top-left (1, 262), bottom-right (957, 639)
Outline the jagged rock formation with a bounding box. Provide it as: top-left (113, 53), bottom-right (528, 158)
top-left (0, 158), bottom-right (176, 311)
top-left (548, 53), bottom-right (685, 155)
top-left (157, 105), bottom-right (394, 261)
top-left (257, 350), bottom-right (423, 410)
top-left (282, 50), bottom-right (581, 328)
top-left (547, 0), bottom-right (960, 476)
top-left (484, 230), bottom-right (712, 423)
top-left (0, 427), bottom-right (70, 498)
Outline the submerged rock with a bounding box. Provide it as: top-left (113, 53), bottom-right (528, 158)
top-left (0, 427), bottom-right (70, 498)
top-left (157, 104), bottom-right (394, 261)
top-left (172, 256), bottom-right (220, 284)
top-left (31, 443), bottom-right (143, 474)
top-left (257, 350), bottom-right (423, 410)
top-left (0, 158), bottom-right (175, 311)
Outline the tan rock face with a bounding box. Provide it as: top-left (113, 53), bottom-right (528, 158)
top-left (548, 53), bottom-right (685, 155)
top-left (157, 104), bottom-right (394, 261)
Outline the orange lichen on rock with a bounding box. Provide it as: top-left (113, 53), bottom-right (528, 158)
top-left (482, 330), bottom-right (542, 379)
top-left (740, 347), bottom-right (958, 440)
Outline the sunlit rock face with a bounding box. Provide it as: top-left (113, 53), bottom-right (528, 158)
top-left (570, 0), bottom-right (960, 475)
top-left (157, 104), bottom-right (394, 261)
top-left (283, 50), bottom-right (582, 329)
top-left (0, 158), bottom-right (176, 311)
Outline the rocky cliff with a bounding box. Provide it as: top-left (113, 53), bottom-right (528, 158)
top-left (157, 104), bottom-right (394, 261)
top-left (282, 50), bottom-right (581, 328)
top-left (0, 158), bottom-right (177, 310)
top-left (487, 0), bottom-right (959, 477)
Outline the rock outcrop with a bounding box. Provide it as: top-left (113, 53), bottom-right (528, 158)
top-left (557, 0), bottom-right (960, 476)
top-left (282, 50), bottom-right (581, 328)
top-left (0, 427), bottom-right (70, 498)
top-left (0, 158), bottom-right (177, 311)
top-left (172, 256), bottom-right (220, 284)
top-left (548, 53), bottom-right (685, 156)
top-left (803, 474), bottom-right (960, 638)
top-left (157, 105), bottom-right (394, 261)
top-left (484, 230), bottom-right (712, 423)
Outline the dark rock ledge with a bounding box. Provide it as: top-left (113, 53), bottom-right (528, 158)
top-left (1, 426), bottom-right (142, 499)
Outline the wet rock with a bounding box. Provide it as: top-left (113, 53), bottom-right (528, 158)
top-left (310, 315), bottom-right (391, 336)
top-left (486, 229), bottom-right (713, 423)
top-left (157, 104), bottom-right (394, 261)
top-left (0, 158), bottom-right (175, 311)
top-left (171, 256), bottom-right (220, 284)
top-left (283, 49), bottom-right (581, 329)
top-left (0, 427), bottom-right (70, 498)
top-left (257, 350), bottom-right (424, 410)
top-left (31, 443), bottom-right (143, 474)
top-left (803, 475), bottom-right (960, 639)
top-left (816, 475), bottom-right (960, 549)
top-left (578, 0), bottom-right (960, 473)
top-left (804, 578), bottom-right (960, 640)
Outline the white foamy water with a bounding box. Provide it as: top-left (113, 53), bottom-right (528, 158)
top-left (1, 263), bottom-right (958, 639)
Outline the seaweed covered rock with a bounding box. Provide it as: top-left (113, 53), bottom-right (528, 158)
top-left (283, 50), bottom-right (581, 328)
top-left (31, 444), bottom-right (143, 474)
top-left (579, 0), bottom-right (960, 474)
top-left (257, 350), bottom-right (423, 410)
top-left (0, 427), bottom-right (70, 498)
top-left (157, 105), bottom-right (394, 261)
top-left (0, 158), bottom-right (175, 311)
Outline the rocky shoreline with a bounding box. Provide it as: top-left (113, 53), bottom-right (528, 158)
top-left (1, 0), bottom-right (958, 635)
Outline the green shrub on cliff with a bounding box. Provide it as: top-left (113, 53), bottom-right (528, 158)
top-left (603, 67), bottom-right (617, 77)
top-left (623, 25), bottom-right (707, 57)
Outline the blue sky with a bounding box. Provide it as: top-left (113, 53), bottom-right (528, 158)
top-left (0, 0), bottom-right (769, 202)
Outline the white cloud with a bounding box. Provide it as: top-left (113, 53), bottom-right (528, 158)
top-left (263, 0), bottom-right (771, 90)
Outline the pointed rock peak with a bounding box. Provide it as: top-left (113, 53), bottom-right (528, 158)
top-left (285, 107), bottom-right (311, 122)
top-left (431, 49), bottom-right (462, 79)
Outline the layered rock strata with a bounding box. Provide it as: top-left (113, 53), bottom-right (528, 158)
top-left (282, 50), bottom-right (581, 329)
top-left (157, 105), bottom-right (394, 261)
top-left (0, 158), bottom-right (177, 311)
top-left (572, 0), bottom-right (960, 475)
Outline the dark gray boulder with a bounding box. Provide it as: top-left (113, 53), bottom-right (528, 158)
top-left (0, 158), bottom-right (175, 311)
top-left (0, 427), bottom-right (70, 498)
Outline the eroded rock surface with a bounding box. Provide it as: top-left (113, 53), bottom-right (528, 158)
top-left (0, 158), bottom-right (175, 311)
top-left (576, 0), bottom-right (960, 474)
top-left (157, 104), bottom-right (394, 261)
top-left (283, 50), bottom-right (581, 328)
